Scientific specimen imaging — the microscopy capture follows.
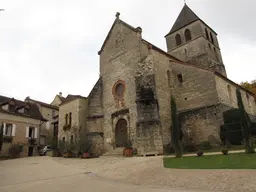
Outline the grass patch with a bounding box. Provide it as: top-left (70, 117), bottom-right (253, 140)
top-left (163, 153), bottom-right (256, 169)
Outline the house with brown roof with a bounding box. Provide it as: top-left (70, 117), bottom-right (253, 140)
top-left (0, 95), bottom-right (47, 157)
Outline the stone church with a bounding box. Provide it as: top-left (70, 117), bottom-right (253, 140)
top-left (85, 4), bottom-right (256, 156)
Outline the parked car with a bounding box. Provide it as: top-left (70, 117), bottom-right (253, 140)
top-left (39, 145), bottom-right (52, 156)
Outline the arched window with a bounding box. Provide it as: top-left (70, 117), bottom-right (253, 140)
top-left (227, 85), bottom-right (232, 103)
top-left (214, 47), bottom-right (219, 61)
top-left (205, 28), bottom-right (209, 40)
top-left (167, 70), bottom-right (171, 87)
top-left (210, 32), bottom-right (214, 44)
top-left (175, 34), bottom-right (182, 46)
top-left (184, 29), bottom-right (192, 42)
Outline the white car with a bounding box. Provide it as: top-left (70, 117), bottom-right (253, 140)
top-left (40, 145), bottom-right (52, 156)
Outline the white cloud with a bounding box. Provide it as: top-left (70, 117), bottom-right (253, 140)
top-left (0, 0), bottom-right (255, 103)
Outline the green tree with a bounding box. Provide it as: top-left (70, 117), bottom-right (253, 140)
top-left (171, 96), bottom-right (183, 158)
top-left (0, 123), bottom-right (3, 152)
top-left (236, 88), bottom-right (255, 153)
top-left (240, 80), bottom-right (256, 96)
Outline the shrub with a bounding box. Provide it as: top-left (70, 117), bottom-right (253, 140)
top-left (184, 143), bottom-right (198, 152)
top-left (199, 141), bottom-right (213, 150)
top-left (196, 150), bottom-right (203, 157)
top-left (221, 149), bottom-right (229, 155)
top-left (163, 143), bottom-right (175, 154)
top-left (8, 144), bottom-right (22, 158)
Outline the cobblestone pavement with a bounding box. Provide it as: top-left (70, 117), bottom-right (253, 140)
top-left (54, 155), bottom-right (256, 192)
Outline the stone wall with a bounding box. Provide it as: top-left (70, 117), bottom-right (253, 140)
top-left (135, 44), bottom-right (163, 155)
top-left (215, 75), bottom-right (256, 116)
top-left (99, 18), bottom-right (141, 151)
top-left (87, 78), bottom-right (104, 155)
top-left (179, 104), bottom-right (231, 145)
top-left (171, 62), bottom-right (219, 111)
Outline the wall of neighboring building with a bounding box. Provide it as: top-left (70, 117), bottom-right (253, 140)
top-left (58, 99), bottom-right (79, 142)
top-left (215, 75), bottom-right (256, 116)
top-left (0, 113), bottom-right (41, 157)
top-left (38, 106), bottom-right (58, 145)
top-left (99, 19), bottom-right (141, 152)
top-left (50, 95), bottom-right (62, 106)
top-left (58, 98), bottom-right (87, 143)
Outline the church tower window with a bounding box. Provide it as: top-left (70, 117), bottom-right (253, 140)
top-left (210, 32), bottom-right (214, 44)
top-left (227, 85), bottom-right (232, 103)
top-left (177, 74), bottom-right (183, 83)
top-left (205, 28), bottom-right (209, 40)
top-left (175, 34), bottom-right (182, 46)
top-left (184, 29), bottom-right (192, 42)
top-left (167, 70), bottom-right (171, 87)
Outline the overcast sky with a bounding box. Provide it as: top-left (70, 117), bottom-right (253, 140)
top-left (0, 0), bottom-right (255, 103)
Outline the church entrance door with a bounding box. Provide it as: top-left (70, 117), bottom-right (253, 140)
top-left (115, 119), bottom-right (128, 148)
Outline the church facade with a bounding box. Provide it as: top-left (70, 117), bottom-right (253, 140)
top-left (85, 5), bottom-right (256, 156)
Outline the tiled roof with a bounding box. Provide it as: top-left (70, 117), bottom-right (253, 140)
top-left (59, 94), bottom-right (87, 106)
top-left (0, 95), bottom-right (47, 121)
top-left (25, 97), bottom-right (59, 110)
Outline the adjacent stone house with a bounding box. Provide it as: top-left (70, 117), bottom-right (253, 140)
top-left (0, 95), bottom-right (47, 157)
top-left (58, 95), bottom-right (87, 144)
top-left (24, 93), bottom-right (64, 146)
top-left (85, 4), bottom-right (256, 156)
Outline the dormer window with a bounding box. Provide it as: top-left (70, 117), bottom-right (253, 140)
top-left (9, 104), bottom-right (15, 112)
top-left (24, 107), bottom-right (30, 115)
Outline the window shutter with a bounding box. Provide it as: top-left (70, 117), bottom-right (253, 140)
top-left (12, 124), bottom-right (16, 136)
top-left (25, 127), bottom-right (29, 138)
top-left (34, 128), bottom-right (38, 139)
top-left (3, 123), bottom-right (6, 136)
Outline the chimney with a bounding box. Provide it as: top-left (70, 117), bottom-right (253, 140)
top-left (59, 92), bottom-right (62, 97)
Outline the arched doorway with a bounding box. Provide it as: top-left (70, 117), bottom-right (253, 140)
top-left (115, 119), bottom-right (128, 148)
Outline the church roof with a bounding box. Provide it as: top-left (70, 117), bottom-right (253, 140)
top-left (98, 12), bottom-right (180, 62)
top-left (165, 4), bottom-right (217, 37)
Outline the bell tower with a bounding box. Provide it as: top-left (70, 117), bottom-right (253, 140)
top-left (165, 4), bottom-right (227, 77)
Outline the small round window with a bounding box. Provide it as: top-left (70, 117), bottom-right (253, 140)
top-left (115, 83), bottom-right (124, 97)
top-left (112, 80), bottom-right (125, 99)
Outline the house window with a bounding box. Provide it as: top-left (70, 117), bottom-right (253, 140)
top-left (28, 127), bottom-right (35, 138)
top-left (62, 137), bottom-right (65, 143)
top-left (65, 113), bottom-right (68, 125)
top-left (5, 124), bottom-right (13, 136)
top-left (205, 28), bottom-right (209, 40)
top-left (70, 135), bottom-right (74, 144)
top-left (210, 32), bottom-right (214, 44)
top-left (177, 74), bottom-right (183, 83)
top-left (184, 29), bottom-right (192, 42)
top-left (69, 112), bottom-right (72, 125)
top-left (175, 34), bottom-right (182, 46)
top-left (52, 110), bottom-right (55, 118)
